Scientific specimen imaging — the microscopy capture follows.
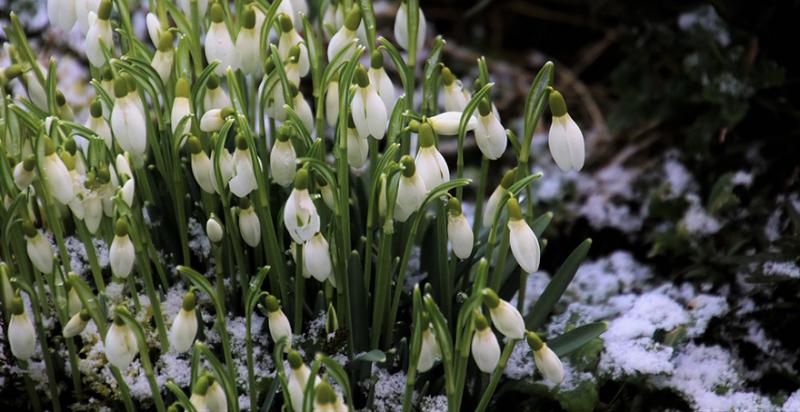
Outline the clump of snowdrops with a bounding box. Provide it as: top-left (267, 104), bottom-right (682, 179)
top-left (0, 0), bottom-right (606, 410)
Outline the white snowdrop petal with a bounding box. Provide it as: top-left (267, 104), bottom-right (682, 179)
top-left (489, 300), bottom-right (526, 339)
top-left (270, 141), bottom-right (297, 187)
top-left (239, 209), bottom-right (261, 247)
top-left (303, 233), bottom-right (333, 283)
top-left (347, 129), bottom-right (369, 168)
top-left (365, 89), bottom-right (387, 140)
top-left (447, 214), bottom-right (473, 259)
top-left (44, 154), bottom-right (75, 204)
top-left (27, 232), bottom-right (54, 274)
top-left (268, 310), bottom-right (292, 345)
top-left (104, 323), bottom-right (138, 369)
top-left (534, 345), bottom-right (565, 384)
top-left (350, 91), bottom-right (369, 139)
top-left (471, 328), bottom-right (500, 373)
top-left (169, 309), bottom-right (198, 353)
top-left (110, 235), bottom-right (136, 278)
top-left (508, 219), bottom-right (541, 273)
top-left (9, 313), bottom-right (36, 360)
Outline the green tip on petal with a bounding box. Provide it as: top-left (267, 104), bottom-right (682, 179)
top-left (114, 218), bottom-right (129, 237)
top-left (473, 310), bottom-right (489, 330)
top-left (22, 155), bottom-right (36, 171)
top-left (79, 308), bottom-right (92, 321)
top-left (277, 124), bottom-right (293, 142)
top-left (370, 49), bottom-right (384, 69)
top-left (526, 331), bottom-right (544, 351)
top-left (175, 77), bottom-right (190, 98)
top-left (113, 77), bottom-right (128, 98)
top-left (101, 65), bottom-right (114, 81)
top-left (43, 136), bottom-right (56, 156)
top-left (157, 31), bottom-right (174, 52)
top-left (124, 74), bottom-right (137, 92)
top-left (400, 155), bottom-right (416, 177)
top-left (354, 65), bottom-right (369, 88)
top-left (418, 122), bottom-right (435, 148)
top-left (500, 168), bottom-right (516, 189)
top-left (10, 296), bottom-right (24, 315)
top-left (549, 89), bottom-right (567, 117)
top-left (235, 134), bottom-right (248, 150)
top-left (210, 3), bottom-right (224, 23)
top-left (278, 13), bottom-right (293, 32)
top-left (478, 98), bottom-right (492, 117)
top-left (98, 0), bottom-right (112, 20)
top-left (22, 221), bottom-right (38, 237)
top-left (90, 98), bottom-right (103, 117)
top-left (239, 196), bottom-right (251, 210)
top-left (242, 7), bottom-right (256, 29)
top-left (288, 350), bottom-right (303, 369)
top-left (293, 168), bottom-right (309, 190)
top-left (113, 311), bottom-right (126, 325)
top-left (221, 106), bottom-right (235, 118)
top-left (265, 294), bottom-right (280, 312)
top-left (193, 375), bottom-right (211, 395)
top-left (64, 138), bottom-right (77, 155)
top-left (288, 44), bottom-right (301, 63)
top-left (344, 6), bottom-right (362, 31)
top-left (182, 290), bottom-right (197, 311)
top-left (441, 66), bottom-right (455, 86)
top-left (55, 91), bottom-right (66, 107)
top-left (206, 73), bottom-right (220, 89)
top-left (447, 197), bottom-right (462, 216)
top-left (506, 197), bottom-right (523, 221)
top-left (315, 381), bottom-right (337, 405)
top-left (481, 288), bottom-right (501, 308)
top-left (96, 165), bottom-right (111, 183)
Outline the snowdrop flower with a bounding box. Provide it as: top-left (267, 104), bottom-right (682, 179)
top-left (289, 85), bottom-right (314, 133)
top-left (210, 148), bottom-right (234, 194)
top-left (327, 6), bottom-right (361, 62)
top-left (229, 134), bottom-right (258, 198)
top-left (190, 375), bottom-right (212, 412)
top-left (368, 50), bottom-right (396, 113)
top-left (236, 7), bottom-right (261, 76)
top-left (169, 290), bottom-right (198, 353)
top-left (23, 68), bottom-right (48, 110)
top-left (287, 351), bottom-right (311, 411)
top-left (104, 311), bottom-right (138, 369)
top-left (7, 296), bottom-right (36, 360)
top-left (172, 78), bottom-right (193, 137)
top-left (303, 232), bottom-right (333, 284)
top-left (48, 0), bottom-right (76, 32)
top-left (483, 168), bottom-right (515, 228)
top-left (415, 122), bottom-right (449, 192)
top-left (115, 153), bottom-right (134, 196)
top-left (527, 331), bottom-right (564, 384)
top-left (285, 43), bottom-right (308, 85)
top-left (203, 74), bottom-right (232, 111)
top-left (547, 90), bottom-right (585, 172)
top-left (417, 320), bottom-right (442, 373)
top-left (40, 137), bottom-right (75, 204)
top-left (322, 0), bottom-right (344, 36)
top-left (441, 66), bottom-right (470, 112)
top-left (110, 219), bottom-right (135, 278)
top-left (55, 91), bottom-right (74, 121)
top-left (200, 106), bottom-right (235, 132)
top-left (206, 214), bottom-right (224, 243)
top-left (186, 136), bottom-right (215, 193)
top-left (178, 0), bottom-right (208, 19)
top-left (351, 65), bottom-right (386, 140)
top-left (475, 98), bottom-right (507, 160)
top-left (346, 116), bottom-right (369, 168)
top-left (316, 174), bottom-right (336, 211)
top-left (447, 197), bottom-right (473, 259)
top-left (265, 295), bottom-right (292, 347)
top-left (13, 155), bottom-right (36, 191)
top-left (63, 309), bottom-right (91, 338)
top-left (315, 381), bottom-right (347, 412)
top-left (277, 14), bottom-right (309, 76)
top-left (428, 111), bottom-right (477, 136)
top-left (145, 12), bottom-right (161, 45)
top-left (238, 198), bottom-right (261, 247)
top-left (123, 74), bottom-right (145, 116)
top-left (394, 155), bottom-right (427, 222)
top-left (506, 197), bottom-right (541, 273)
top-left (270, 125), bottom-right (297, 187)
top-left (205, 378), bottom-right (227, 412)
top-left (325, 73), bottom-right (340, 127)
top-left (394, 0), bottom-right (426, 51)
top-left (111, 77), bottom-right (148, 160)
top-left (471, 311), bottom-right (500, 373)
top-left (151, 31), bottom-right (175, 83)
top-left (283, 169), bottom-right (320, 243)
top-left (86, 99), bottom-right (112, 149)
top-left (205, 4), bottom-right (238, 75)
top-left (67, 287), bottom-right (82, 317)
top-left (289, 0), bottom-right (308, 23)
top-left (482, 288), bottom-right (525, 339)
top-left (75, 0), bottom-right (101, 34)
top-left (85, 0), bottom-right (114, 67)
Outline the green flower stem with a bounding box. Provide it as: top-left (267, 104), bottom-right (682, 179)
top-left (436, 202), bottom-right (452, 319)
top-left (471, 156), bottom-right (490, 235)
top-left (20, 364), bottom-right (42, 412)
top-left (294, 245), bottom-right (305, 331)
top-left (74, 220), bottom-right (106, 293)
top-left (475, 339), bottom-right (518, 412)
top-left (245, 268), bottom-right (270, 411)
top-left (212, 243), bottom-right (226, 315)
top-left (491, 228), bottom-right (512, 291)
top-left (115, 307), bottom-right (167, 412)
top-left (370, 230), bottom-right (394, 349)
top-left (401, 286), bottom-right (424, 412)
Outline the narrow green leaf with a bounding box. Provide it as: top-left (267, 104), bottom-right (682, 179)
top-left (549, 321), bottom-right (609, 357)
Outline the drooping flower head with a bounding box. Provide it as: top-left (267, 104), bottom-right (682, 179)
top-left (547, 89), bottom-right (585, 172)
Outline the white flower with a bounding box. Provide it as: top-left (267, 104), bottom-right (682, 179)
top-left (111, 78), bottom-right (148, 159)
top-left (203, 74), bottom-right (231, 111)
top-left (190, 376), bottom-right (212, 412)
top-left (13, 156), bottom-right (36, 191)
top-left (287, 351), bottom-right (311, 412)
top-left (239, 201), bottom-right (261, 247)
top-left (429, 111), bottom-right (476, 136)
top-left (283, 169), bottom-right (320, 243)
top-left (84, 192), bottom-right (103, 234)
top-left (104, 315), bottom-right (138, 370)
top-left (368, 51), bottom-right (396, 113)
top-left (415, 122), bottom-right (449, 192)
top-left (172, 78), bottom-right (193, 137)
top-left (351, 65), bottom-right (386, 140)
top-left (527, 332), bottom-right (564, 384)
top-left (303, 232), bottom-right (333, 284)
top-left (206, 380), bottom-right (227, 412)
top-left (235, 7), bottom-right (262, 76)
top-left (63, 309), bottom-right (91, 338)
top-left (548, 90), bottom-right (585, 172)
top-left (447, 198), bottom-right (473, 259)
top-left (109, 219), bottom-right (135, 278)
top-left (186, 136), bottom-right (215, 194)
top-left (417, 326), bottom-right (441, 372)
top-left (325, 78), bottom-right (340, 127)
top-left (24, 69), bottom-right (48, 110)
top-left (48, 0), bottom-right (76, 32)
top-left (200, 107), bottom-right (234, 133)
top-left (85, 1), bottom-right (114, 67)
top-left (471, 313), bottom-right (500, 373)
top-left (483, 169), bottom-right (514, 228)
top-left (441, 67), bottom-right (470, 112)
top-left (322, 0), bottom-right (344, 37)
top-left (151, 32), bottom-right (175, 83)
top-left (24, 225), bottom-right (54, 274)
top-left (120, 178), bottom-right (135, 207)
top-left (483, 288), bottom-right (525, 339)
top-left (277, 14), bottom-right (309, 76)
top-left (265, 295), bottom-right (292, 347)
top-left (475, 100), bottom-right (507, 160)
top-left (67, 287), bottom-right (82, 316)
top-left (206, 215), bottom-right (224, 243)
top-left (210, 148), bottom-right (234, 194)
top-left (292, 89), bottom-right (315, 133)
top-left (394, 156), bottom-right (426, 222)
top-left (270, 128), bottom-right (297, 187)
top-left (178, 0), bottom-right (208, 18)
top-left (327, 7), bottom-right (361, 61)
top-left (169, 291), bottom-right (198, 353)
top-left (507, 198), bottom-right (541, 273)
top-left (86, 99), bottom-right (113, 149)
top-left (8, 297), bottom-right (36, 360)
top-left (346, 125), bottom-right (369, 168)
top-left (314, 381), bottom-right (343, 412)
top-left (229, 137), bottom-right (258, 198)
top-left (145, 12), bottom-right (161, 45)
top-left (75, 0), bottom-right (101, 34)
top-left (394, 1), bottom-right (426, 51)
top-left (42, 141), bottom-right (75, 205)
top-left (205, 4), bottom-right (238, 75)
